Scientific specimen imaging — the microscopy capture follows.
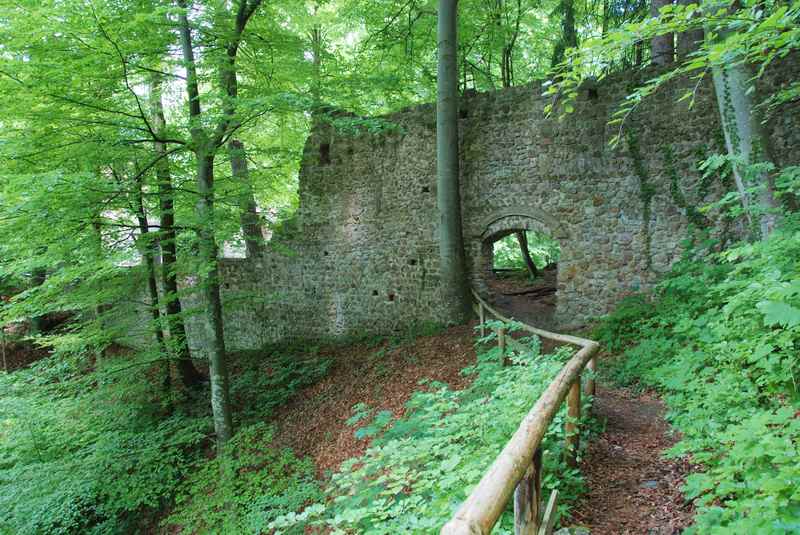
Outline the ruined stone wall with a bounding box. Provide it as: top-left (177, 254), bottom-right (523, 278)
top-left (125, 61), bottom-right (800, 356)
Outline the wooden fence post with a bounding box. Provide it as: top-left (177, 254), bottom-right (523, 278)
top-left (584, 357), bottom-right (596, 399)
top-left (514, 448), bottom-right (542, 535)
top-left (565, 377), bottom-right (581, 468)
top-left (497, 327), bottom-right (507, 362)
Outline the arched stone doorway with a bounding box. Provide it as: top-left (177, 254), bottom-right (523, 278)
top-left (468, 208), bottom-right (568, 329)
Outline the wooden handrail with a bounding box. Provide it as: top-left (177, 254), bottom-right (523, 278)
top-left (440, 290), bottom-right (599, 535)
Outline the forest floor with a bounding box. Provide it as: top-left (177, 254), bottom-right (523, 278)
top-left (568, 382), bottom-right (696, 534)
top-left (270, 310), bottom-right (696, 533)
top-left (485, 289), bottom-right (695, 534)
top-left (271, 323), bottom-right (478, 476)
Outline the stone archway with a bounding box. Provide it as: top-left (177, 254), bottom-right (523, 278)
top-left (467, 208), bottom-right (568, 329)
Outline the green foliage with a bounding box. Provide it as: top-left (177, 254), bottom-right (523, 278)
top-left (270, 337), bottom-right (592, 534)
top-left (229, 350), bottom-right (331, 422)
top-left (164, 422), bottom-right (320, 535)
top-left (492, 231), bottom-right (561, 271)
top-left (0, 352), bottom-right (209, 535)
top-left (547, 0), bottom-right (800, 129)
top-left (596, 220), bottom-right (800, 532)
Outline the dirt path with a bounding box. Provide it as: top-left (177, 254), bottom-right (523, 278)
top-left (569, 384), bottom-right (695, 534)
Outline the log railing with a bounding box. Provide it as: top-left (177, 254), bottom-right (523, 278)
top-left (441, 290), bottom-right (599, 535)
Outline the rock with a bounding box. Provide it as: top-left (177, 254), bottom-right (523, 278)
top-left (555, 527), bottom-right (591, 535)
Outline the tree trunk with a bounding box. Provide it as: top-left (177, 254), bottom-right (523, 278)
top-left (228, 139), bottom-right (264, 258)
top-left (676, 0), bottom-right (703, 59)
top-left (195, 152), bottom-right (234, 444)
top-left (650, 0), bottom-right (674, 65)
top-left (705, 4), bottom-right (781, 238)
top-left (551, 0), bottom-right (577, 68)
top-left (515, 231), bottom-right (539, 279)
top-left (132, 172), bottom-right (171, 393)
top-left (309, 9), bottom-right (323, 107)
top-left (437, 0), bottom-right (471, 323)
top-left (149, 74), bottom-right (205, 389)
top-left (177, 0), bottom-right (234, 446)
top-left (710, 60), bottom-right (781, 237)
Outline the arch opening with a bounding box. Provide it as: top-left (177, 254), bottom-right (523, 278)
top-left (472, 211), bottom-right (565, 330)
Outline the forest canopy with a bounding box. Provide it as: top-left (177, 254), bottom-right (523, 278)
top-left (1, 0), bottom-right (799, 533)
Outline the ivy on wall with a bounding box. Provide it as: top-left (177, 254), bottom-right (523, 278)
top-left (625, 129), bottom-right (656, 270)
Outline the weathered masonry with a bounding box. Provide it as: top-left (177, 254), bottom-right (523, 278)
top-left (122, 62), bottom-right (800, 355)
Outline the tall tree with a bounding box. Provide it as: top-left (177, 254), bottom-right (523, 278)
top-left (149, 74), bottom-right (205, 388)
top-left (129, 164), bottom-right (171, 393)
top-left (176, 0), bottom-right (246, 446)
top-left (707, 28), bottom-right (780, 236)
top-left (650, 0), bottom-right (674, 65)
top-left (551, 0), bottom-right (578, 68)
top-left (437, 0), bottom-right (471, 322)
top-left (515, 231), bottom-right (539, 279)
top-left (229, 140), bottom-right (265, 258)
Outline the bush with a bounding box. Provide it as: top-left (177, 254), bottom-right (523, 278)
top-left (271, 334), bottom-right (593, 534)
top-left (165, 422), bottom-right (320, 535)
top-left (598, 223), bottom-right (800, 533)
top-left (0, 352), bottom-right (208, 535)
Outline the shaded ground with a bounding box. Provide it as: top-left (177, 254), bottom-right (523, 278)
top-left (486, 267), bottom-right (558, 330)
top-left (569, 384), bottom-right (695, 534)
top-left (271, 324), bottom-right (478, 476)
top-left (487, 294), bottom-right (694, 534)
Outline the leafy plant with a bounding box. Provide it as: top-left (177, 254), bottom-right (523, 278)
top-left (164, 422), bottom-right (320, 535)
top-left (598, 218), bottom-right (800, 532)
top-left (270, 337), bottom-right (592, 534)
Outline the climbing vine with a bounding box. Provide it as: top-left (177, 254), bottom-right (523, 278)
top-left (662, 146), bottom-right (710, 229)
top-left (625, 130), bottom-right (656, 270)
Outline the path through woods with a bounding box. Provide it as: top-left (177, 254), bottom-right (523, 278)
top-left (490, 296), bottom-right (695, 533)
top-left (569, 384), bottom-right (696, 534)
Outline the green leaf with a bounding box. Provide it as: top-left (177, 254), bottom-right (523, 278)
top-left (756, 301), bottom-right (800, 328)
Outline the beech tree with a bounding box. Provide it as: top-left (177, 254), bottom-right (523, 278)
top-left (436, 0), bottom-right (471, 322)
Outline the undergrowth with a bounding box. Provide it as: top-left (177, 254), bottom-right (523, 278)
top-left (271, 327), bottom-right (595, 534)
top-left (595, 219), bottom-right (800, 533)
top-left (0, 344), bottom-right (329, 535)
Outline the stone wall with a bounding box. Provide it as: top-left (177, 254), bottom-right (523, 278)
top-left (125, 60), bottom-right (800, 355)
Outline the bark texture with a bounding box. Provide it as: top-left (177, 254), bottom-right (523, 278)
top-left (177, 0), bottom-right (234, 445)
top-left (650, 0), bottom-right (674, 65)
top-left (707, 25), bottom-right (780, 237)
top-left (229, 139), bottom-right (264, 258)
top-left (437, 0), bottom-right (471, 323)
top-left (676, 0), bottom-right (703, 59)
top-left (514, 231), bottom-right (539, 279)
top-left (149, 74), bottom-right (205, 389)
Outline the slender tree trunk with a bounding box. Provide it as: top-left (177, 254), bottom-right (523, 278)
top-left (551, 0), bottom-right (577, 68)
top-left (149, 74), bottom-right (205, 389)
top-left (515, 231), bottom-right (539, 279)
top-left (650, 0), bottom-right (674, 65)
top-left (676, 0), bottom-right (703, 59)
top-left (132, 173), bottom-right (171, 394)
top-left (437, 0), bottom-right (470, 323)
top-left (195, 152), bottom-right (233, 443)
top-left (706, 15), bottom-right (781, 237)
top-left (177, 0), bottom-right (234, 446)
top-left (228, 139), bottom-right (264, 258)
top-left (309, 9), bottom-right (323, 107)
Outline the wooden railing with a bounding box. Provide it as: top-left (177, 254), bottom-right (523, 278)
top-left (441, 290), bottom-right (599, 535)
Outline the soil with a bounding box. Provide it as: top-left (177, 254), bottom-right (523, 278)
top-left (485, 293), bottom-right (695, 534)
top-left (569, 384), bottom-right (696, 534)
top-left (486, 267), bottom-right (558, 329)
top-left (271, 323), bottom-right (478, 476)
top-left (0, 337), bottom-right (50, 372)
